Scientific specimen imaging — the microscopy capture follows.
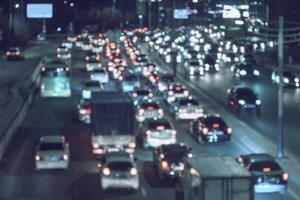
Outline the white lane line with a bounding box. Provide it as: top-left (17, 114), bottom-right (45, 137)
top-left (141, 186), bottom-right (147, 197)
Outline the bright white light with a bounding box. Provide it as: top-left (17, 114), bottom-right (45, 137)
top-left (70, 2), bottom-right (74, 7)
top-left (15, 3), bottom-right (20, 8)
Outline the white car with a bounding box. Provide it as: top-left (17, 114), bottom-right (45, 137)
top-left (172, 97), bottom-right (204, 120)
top-left (121, 74), bottom-right (140, 92)
top-left (86, 60), bottom-right (102, 71)
top-left (62, 40), bottom-right (73, 49)
top-left (136, 100), bottom-right (163, 122)
top-left (100, 151), bottom-right (139, 190)
top-left (90, 69), bottom-right (109, 83)
top-left (35, 135), bottom-right (70, 170)
top-left (138, 118), bottom-right (176, 148)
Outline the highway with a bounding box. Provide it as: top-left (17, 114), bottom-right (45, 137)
top-left (0, 35), bottom-right (298, 200)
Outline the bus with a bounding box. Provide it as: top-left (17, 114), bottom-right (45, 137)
top-left (40, 60), bottom-right (71, 97)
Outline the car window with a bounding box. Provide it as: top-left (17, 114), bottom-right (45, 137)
top-left (39, 142), bottom-right (64, 151)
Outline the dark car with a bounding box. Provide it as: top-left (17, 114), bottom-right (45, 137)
top-left (231, 63), bottom-right (260, 79)
top-left (157, 73), bottom-right (175, 92)
top-left (271, 70), bottom-right (300, 88)
top-left (227, 87), bottom-right (261, 113)
top-left (203, 55), bottom-right (220, 72)
top-left (237, 153), bottom-right (288, 194)
top-left (189, 115), bottom-right (232, 143)
top-left (6, 47), bottom-right (24, 61)
top-left (85, 51), bottom-right (100, 62)
top-left (153, 143), bottom-right (192, 179)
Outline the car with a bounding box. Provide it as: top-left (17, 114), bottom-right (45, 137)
top-left (81, 40), bottom-right (93, 51)
top-left (157, 73), bottom-right (175, 92)
top-left (86, 60), bottom-right (102, 71)
top-left (92, 43), bottom-right (103, 53)
top-left (100, 151), bottom-right (139, 190)
top-left (121, 73), bottom-right (140, 92)
top-left (227, 86), bottom-right (261, 113)
top-left (62, 40), bottom-right (73, 49)
top-left (231, 63), bottom-right (260, 79)
top-left (6, 47), bottom-right (24, 61)
top-left (35, 135), bottom-right (70, 170)
top-left (90, 69), bottom-right (109, 83)
top-left (131, 88), bottom-right (153, 105)
top-left (81, 80), bottom-right (104, 99)
top-left (189, 115), bottom-right (232, 143)
top-left (237, 153), bottom-right (288, 193)
top-left (142, 63), bottom-right (159, 77)
top-left (136, 100), bottom-right (164, 122)
top-left (85, 51), bottom-right (100, 62)
top-left (271, 70), bottom-right (300, 88)
top-left (138, 118), bottom-right (176, 148)
top-left (153, 143), bottom-right (192, 179)
top-left (203, 55), bottom-right (220, 72)
top-left (165, 83), bottom-right (189, 104)
top-left (57, 45), bottom-right (71, 59)
top-left (77, 98), bottom-right (92, 124)
top-left (184, 59), bottom-right (205, 77)
top-left (171, 97), bottom-right (204, 120)
top-left (165, 51), bottom-right (182, 64)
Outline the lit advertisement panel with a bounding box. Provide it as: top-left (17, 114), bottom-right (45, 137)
top-left (26, 4), bottom-right (53, 18)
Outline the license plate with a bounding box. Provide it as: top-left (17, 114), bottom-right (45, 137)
top-left (50, 156), bottom-right (59, 161)
top-left (213, 130), bottom-right (224, 135)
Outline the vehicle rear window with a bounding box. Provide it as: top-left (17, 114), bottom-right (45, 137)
top-left (249, 161), bottom-right (281, 172)
top-left (107, 162), bottom-right (133, 171)
top-left (203, 117), bottom-right (226, 128)
top-left (161, 75), bottom-right (174, 82)
top-left (39, 142), bottom-right (64, 151)
top-left (124, 75), bottom-right (137, 81)
top-left (136, 90), bottom-right (149, 95)
top-left (179, 99), bottom-right (198, 106)
top-left (141, 103), bottom-right (159, 110)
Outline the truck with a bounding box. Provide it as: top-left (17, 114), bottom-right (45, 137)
top-left (175, 156), bottom-right (254, 200)
top-left (90, 92), bottom-right (136, 157)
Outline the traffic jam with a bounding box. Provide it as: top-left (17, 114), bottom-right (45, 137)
top-left (31, 25), bottom-right (293, 199)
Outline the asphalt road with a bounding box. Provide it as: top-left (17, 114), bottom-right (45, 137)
top-left (0, 38), bottom-right (298, 200)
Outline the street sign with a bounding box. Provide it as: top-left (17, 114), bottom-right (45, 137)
top-left (26, 4), bottom-right (53, 18)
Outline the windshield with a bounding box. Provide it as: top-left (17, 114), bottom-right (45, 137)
top-left (236, 88), bottom-right (255, 98)
top-left (106, 162), bottom-right (133, 171)
top-left (140, 103), bottom-right (159, 109)
top-left (42, 68), bottom-right (70, 77)
top-left (249, 161), bottom-right (282, 172)
top-left (148, 121), bottom-right (172, 130)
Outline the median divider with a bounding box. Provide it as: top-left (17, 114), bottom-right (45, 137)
top-left (0, 56), bottom-right (45, 160)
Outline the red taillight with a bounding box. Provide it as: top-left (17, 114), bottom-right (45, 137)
top-left (227, 128), bottom-right (232, 135)
top-left (202, 128), bottom-right (209, 135)
top-left (147, 106), bottom-right (154, 110)
top-left (80, 108), bottom-right (91, 115)
top-left (212, 123), bottom-right (220, 128)
top-left (263, 167), bottom-right (271, 172)
top-left (138, 109), bottom-right (144, 115)
top-left (161, 161), bottom-right (169, 170)
top-left (282, 173), bottom-right (288, 182)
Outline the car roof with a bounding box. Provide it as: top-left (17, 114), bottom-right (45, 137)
top-left (39, 135), bottom-right (65, 143)
top-left (242, 153), bottom-right (274, 163)
top-left (161, 143), bottom-right (189, 151)
top-left (145, 117), bottom-right (171, 124)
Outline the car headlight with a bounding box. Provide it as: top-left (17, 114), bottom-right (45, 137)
top-left (239, 70), bottom-right (247, 76)
top-left (295, 78), bottom-right (299, 83)
top-left (256, 99), bottom-right (261, 105)
top-left (130, 167), bottom-right (138, 175)
top-left (254, 70), bottom-right (260, 76)
top-left (284, 78), bottom-right (289, 84)
top-left (189, 67), bottom-right (195, 71)
top-left (238, 100), bottom-right (246, 105)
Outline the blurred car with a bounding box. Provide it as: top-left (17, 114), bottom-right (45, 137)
top-left (90, 69), bottom-right (109, 83)
top-left (81, 80), bottom-right (104, 99)
top-left (100, 151), bottom-right (139, 190)
top-left (62, 40), bottom-right (73, 49)
top-left (77, 98), bottom-right (91, 124)
top-left (92, 43), bottom-right (103, 53)
top-left (121, 73), bottom-right (140, 92)
top-left (184, 59), bottom-right (205, 77)
top-left (142, 63), bottom-right (159, 77)
top-left (131, 88), bottom-right (153, 105)
top-left (189, 115), bottom-right (232, 143)
top-left (203, 55), bottom-right (220, 72)
top-left (158, 73), bottom-right (175, 92)
top-left (136, 100), bottom-right (163, 122)
top-left (271, 70), bottom-right (299, 88)
top-left (6, 47), bottom-right (24, 61)
top-left (85, 51), bottom-right (100, 62)
top-left (237, 154), bottom-right (288, 193)
top-left (81, 40), bottom-right (93, 51)
top-left (138, 118), bottom-right (176, 148)
top-left (231, 63), bottom-right (260, 79)
top-left (165, 83), bottom-right (189, 103)
top-left (153, 143), bottom-right (192, 179)
top-left (227, 86), bottom-right (261, 113)
top-left (171, 97), bottom-right (204, 120)
top-left (86, 60), bottom-right (102, 71)
top-left (35, 135), bottom-right (70, 170)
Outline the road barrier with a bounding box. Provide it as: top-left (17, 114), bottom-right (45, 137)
top-left (0, 56), bottom-right (45, 160)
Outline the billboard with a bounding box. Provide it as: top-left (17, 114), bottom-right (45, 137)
top-left (26, 4), bottom-right (53, 18)
top-left (173, 9), bottom-right (189, 19)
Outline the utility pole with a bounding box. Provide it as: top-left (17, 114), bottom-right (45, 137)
top-left (112, 0), bottom-right (116, 28)
top-left (148, 1), bottom-right (152, 30)
top-left (277, 16), bottom-right (284, 158)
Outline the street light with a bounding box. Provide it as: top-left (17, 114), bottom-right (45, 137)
top-left (14, 3), bottom-right (20, 9)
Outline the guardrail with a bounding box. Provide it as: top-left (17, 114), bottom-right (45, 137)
top-left (0, 56), bottom-right (45, 160)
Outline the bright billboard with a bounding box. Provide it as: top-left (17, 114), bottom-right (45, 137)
top-left (26, 4), bottom-right (53, 18)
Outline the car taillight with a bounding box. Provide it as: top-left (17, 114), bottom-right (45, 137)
top-left (79, 108), bottom-right (91, 115)
top-left (171, 130), bottom-right (177, 135)
top-left (282, 173), bottom-right (288, 182)
top-left (85, 56), bottom-right (89, 60)
top-left (202, 128), bottom-right (209, 135)
top-left (102, 167), bottom-right (110, 176)
top-left (138, 109), bottom-right (144, 115)
top-left (227, 128), bottom-right (232, 135)
top-left (35, 155), bottom-right (43, 161)
top-left (61, 154), bottom-right (69, 161)
top-left (15, 51), bottom-right (20, 55)
top-left (184, 90), bottom-right (189, 97)
top-left (161, 161), bottom-right (169, 170)
top-left (145, 130), bottom-right (151, 136)
top-left (130, 167), bottom-right (138, 175)
top-left (6, 52), bottom-right (11, 56)
top-left (158, 109), bottom-right (164, 115)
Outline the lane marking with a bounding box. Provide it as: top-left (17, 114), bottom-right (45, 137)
top-left (141, 186), bottom-right (147, 197)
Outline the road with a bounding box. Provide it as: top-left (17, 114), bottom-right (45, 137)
top-left (0, 37), bottom-right (298, 200)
